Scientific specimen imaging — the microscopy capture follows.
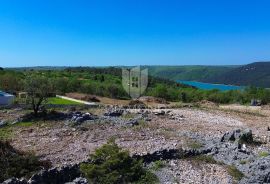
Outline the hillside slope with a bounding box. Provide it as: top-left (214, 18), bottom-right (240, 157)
top-left (148, 66), bottom-right (236, 81)
top-left (203, 62), bottom-right (270, 87)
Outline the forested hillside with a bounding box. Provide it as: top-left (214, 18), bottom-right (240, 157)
top-left (148, 65), bottom-right (236, 81)
top-left (203, 62), bottom-right (270, 87)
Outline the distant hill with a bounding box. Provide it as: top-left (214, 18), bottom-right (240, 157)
top-left (203, 62), bottom-right (270, 87)
top-left (8, 63), bottom-right (270, 87)
top-left (6, 66), bottom-right (67, 71)
top-left (148, 65), bottom-right (237, 81)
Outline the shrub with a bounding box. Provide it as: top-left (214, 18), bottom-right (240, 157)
top-left (151, 160), bottom-right (166, 171)
top-left (227, 165), bottom-right (244, 181)
top-left (258, 151), bottom-right (269, 158)
top-left (80, 141), bottom-right (158, 184)
top-left (0, 141), bottom-right (50, 182)
top-left (187, 155), bottom-right (217, 164)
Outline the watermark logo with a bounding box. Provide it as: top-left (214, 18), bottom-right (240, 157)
top-left (122, 66), bottom-right (148, 99)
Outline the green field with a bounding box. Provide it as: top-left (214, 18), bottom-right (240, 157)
top-left (47, 97), bottom-right (82, 105)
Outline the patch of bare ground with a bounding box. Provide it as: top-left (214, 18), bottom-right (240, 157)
top-left (155, 159), bottom-right (233, 184)
top-left (10, 118), bottom-right (180, 166)
top-left (207, 104), bottom-right (270, 139)
top-left (4, 104), bottom-right (270, 183)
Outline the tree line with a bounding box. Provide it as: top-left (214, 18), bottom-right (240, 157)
top-left (1, 68), bottom-right (270, 107)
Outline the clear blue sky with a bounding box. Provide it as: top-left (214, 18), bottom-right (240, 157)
top-left (1, 0), bottom-right (270, 67)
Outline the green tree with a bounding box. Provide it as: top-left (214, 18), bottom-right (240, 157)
top-left (180, 92), bottom-right (187, 102)
top-left (54, 78), bottom-right (69, 94)
top-left (154, 84), bottom-right (168, 99)
top-left (0, 73), bottom-right (21, 93)
top-left (100, 75), bottom-right (105, 82)
top-left (24, 76), bottom-right (53, 116)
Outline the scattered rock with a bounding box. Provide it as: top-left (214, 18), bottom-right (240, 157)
top-left (221, 129), bottom-right (253, 144)
top-left (125, 119), bottom-right (139, 127)
top-left (104, 109), bottom-right (124, 117)
top-left (239, 129), bottom-right (253, 144)
top-left (0, 120), bottom-right (7, 127)
top-left (3, 178), bottom-right (27, 184)
top-left (65, 177), bottom-right (88, 184)
top-left (67, 112), bottom-right (97, 125)
top-left (3, 165), bottom-right (81, 184)
top-left (153, 110), bottom-right (165, 116)
top-left (10, 119), bottom-right (20, 125)
top-left (28, 165), bottom-right (80, 184)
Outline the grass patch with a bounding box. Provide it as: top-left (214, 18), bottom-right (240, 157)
top-left (14, 121), bottom-right (35, 127)
top-left (239, 160), bottom-right (247, 165)
top-left (187, 155), bottom-right (217, 164)
top-left (0, 121), bottom-right (35, 140)
top-left (132, 120), bottom-right (149, 131)
top-left (0, 127), bottom-right (13, 140)
top-left (122, 113), bottom-right (136, 119)
top-left (151, 160), bottom-right (166, 171)
top-left (227, 165), bottom-right (244, 181)
top-left (47, 97), bottom-right (82, 105)
top-left (258, 151), bottom-right (269, 158)
top-left (187, 140), bottom-right (203, 149)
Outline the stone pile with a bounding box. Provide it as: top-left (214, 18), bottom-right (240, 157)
top-left (210, 129), bottom-right (270, 183)
top-left (221, 128), bottom-right (253, 143)
top-left (152, 110), bottom-right (165, 116)
top-left (67, 112), bottom-right (98, 125)
top-left (104, 109), bottom-right (124, 117)
top-left (167, 111), bottom-right (185, 121)
top-left (2, 165), bottom-right (87, 184)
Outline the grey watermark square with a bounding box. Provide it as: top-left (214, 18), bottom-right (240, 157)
top-left (122, 66), bottom-right (148, 99)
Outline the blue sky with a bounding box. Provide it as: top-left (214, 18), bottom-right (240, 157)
top-left (0, 0), bottom-right (270, 67)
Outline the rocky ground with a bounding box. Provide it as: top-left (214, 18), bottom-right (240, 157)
top-left (1, 104), bottom-right (270, 183)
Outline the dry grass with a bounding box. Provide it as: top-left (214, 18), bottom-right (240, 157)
top-left (96, 96), bottom-right (130, 105)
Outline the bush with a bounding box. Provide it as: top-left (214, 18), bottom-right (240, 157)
top-left (151, 160), bottom-right (166, 171)
top-left (0, 141), bottom-right (50, 182)
top-left (80, 141), bottom-right (158, 184)
top-left (258, 151), bottom-right (269, 158)
top-left (227, 165), bottom-right (244, 181)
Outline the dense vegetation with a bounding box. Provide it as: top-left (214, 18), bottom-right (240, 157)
top-left (0, 141), bottom-right (49, 182)
top-left (80, 140), bottom-right (158, 184)
top-left (203, 62), bottom-right (270, 88)
top-left (0, 67), bottom-right (190, 100)
top-left (175, 86), bottom-right (270, 104)
top-left (1, 67), bottom-right (270, 104)
top-left (148, 65), bottom-right (236, 81)
top-left (146, 62), bottom-right (270, 88)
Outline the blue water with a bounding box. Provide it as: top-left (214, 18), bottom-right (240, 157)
top-left (177, 80), bottom-right (243, 91)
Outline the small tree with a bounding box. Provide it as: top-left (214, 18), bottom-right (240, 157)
top-left (24, 76), bottom-right (53, 116)
top-left (0, 73), bottom-right (21, 93)
top-left (100, 75), bottom-right (105, 82)
top-left (154, 84), bottom-right (168, 99)
top-left (80, 140), bottom-right (158, 184)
